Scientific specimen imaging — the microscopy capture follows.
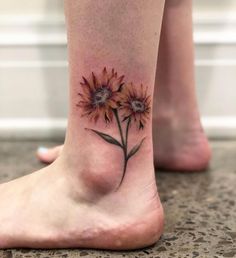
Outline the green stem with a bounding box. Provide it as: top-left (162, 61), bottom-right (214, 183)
top-left (118, 117), bottom-right (131, 187)
top-left (113, 109), bottom-right (125, 148)
top-left (113, 109), bottom-right (129, 189)
top-left (125, 117), bottom-right (131, 149)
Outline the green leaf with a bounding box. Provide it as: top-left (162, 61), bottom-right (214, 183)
top-left (86, 128), bottom-right (123, 148)
top-left (127, 138), bottom-right (146, 160)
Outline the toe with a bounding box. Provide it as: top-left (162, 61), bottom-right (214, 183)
top-left (37, 146), bottom-right (63, 164)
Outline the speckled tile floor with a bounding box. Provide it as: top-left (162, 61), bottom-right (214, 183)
top-left (0, 140), bottom-right (235, 258)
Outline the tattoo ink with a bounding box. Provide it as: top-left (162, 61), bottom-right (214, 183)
top-left (77, 67), bottom-right (151, 189)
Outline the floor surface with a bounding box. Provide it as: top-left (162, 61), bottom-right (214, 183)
top-left (0, 141), bottom-right (235, 258)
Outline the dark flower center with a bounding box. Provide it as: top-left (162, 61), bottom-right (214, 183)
top-left (93, 86), bottom-right (112, 106)
top-left (131, 99), bottom-right (145, 113)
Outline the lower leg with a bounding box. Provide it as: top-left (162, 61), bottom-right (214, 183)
top-left (37, 0), bottom-right (211, 172)
top-left (0, 0), bottom-right (165, 249)
top-left (153, 0), bottom-right (211, 171)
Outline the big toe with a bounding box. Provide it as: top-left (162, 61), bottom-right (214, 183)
top-left (37, 146), bottom-right (63, 164)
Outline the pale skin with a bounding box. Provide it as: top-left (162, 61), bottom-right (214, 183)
top-left (153, 0), bottom-right (211, 170)
top-left (0, 0), bottom-right (165, 249)
top-left (37, 0), bottom-right (211, 172)
top-left (0, 0), bottom-right (211, 250)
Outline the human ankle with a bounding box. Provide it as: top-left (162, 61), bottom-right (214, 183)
top-left (61, 67), bottom-right (157, 193)
top-left (60, 133), bottom-right (155, 197)
top-left (153, 104), bottom-right (211, 171)
top-left (154, 104), bottom-right (202, 131)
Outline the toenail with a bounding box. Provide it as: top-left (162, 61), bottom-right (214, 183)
top-left (37, 147), bottom-right (49, 154)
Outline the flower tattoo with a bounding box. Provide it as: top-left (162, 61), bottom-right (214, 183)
top-left (77, 67), bottom-right (124, 123)
top-left (77, 67), bottom-right (151, 189)
top-left (119, 83), bottom-right (151, 130)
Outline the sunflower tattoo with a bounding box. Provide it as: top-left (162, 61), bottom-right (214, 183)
top-left (77, 67), bottom-right (124, 123)
top-left (77, 67), bottom-right (151, 189)
top-left (119, 82), bottom-right (151, 130)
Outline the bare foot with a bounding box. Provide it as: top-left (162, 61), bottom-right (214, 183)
top-left (37, 120), bottom-right (211, 172)
top-left (0, 154), bottom-right (163, 249)
top-left (1, 70), bottom-right (164, 249)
